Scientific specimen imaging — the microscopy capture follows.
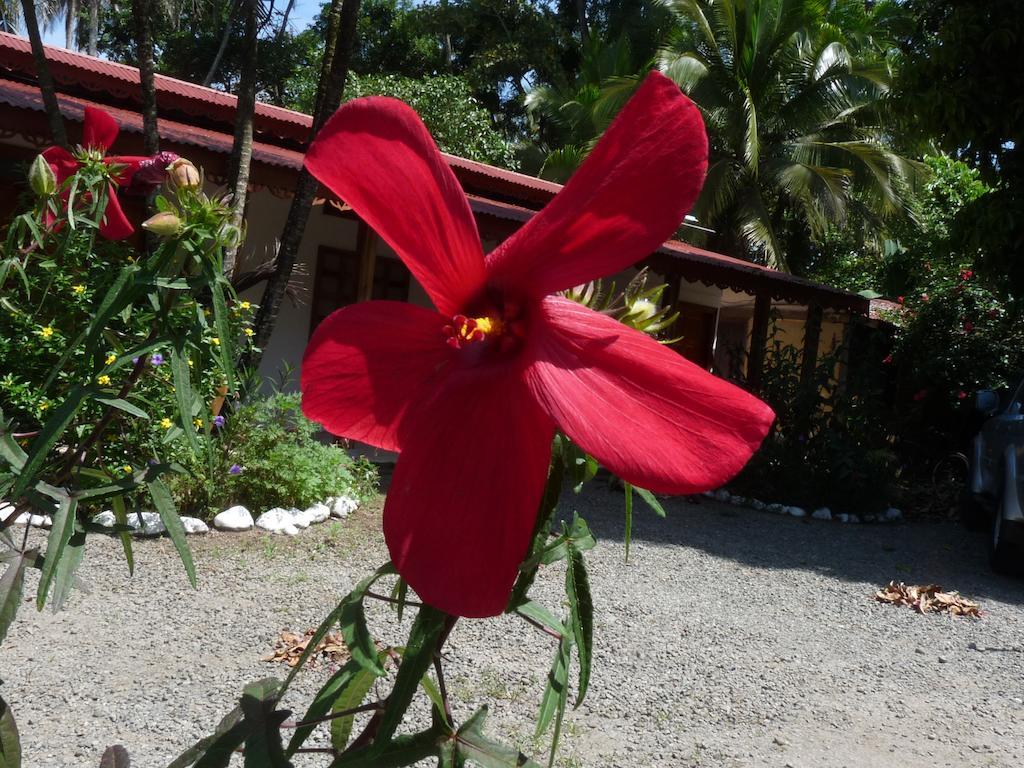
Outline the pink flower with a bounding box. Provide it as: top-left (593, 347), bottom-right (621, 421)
top-left (300, 73), bottom-right (774, 617)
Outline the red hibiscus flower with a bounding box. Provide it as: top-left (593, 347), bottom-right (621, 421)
top-left (42, 107), bottom-right (150, 239)
top-left (301, 72), bottom-right (775, 618)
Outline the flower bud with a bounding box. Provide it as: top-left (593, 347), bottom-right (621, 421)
top-left (142, 211), bottom-right (184, 237)
top-left (218, 223), bottom-right (242, 249)
top-left (167, 158), bottom-right (201, 191)
top-left (624, 298), bottom-right (658, 323)
top-left (29, 154), bottom-right (57, 197)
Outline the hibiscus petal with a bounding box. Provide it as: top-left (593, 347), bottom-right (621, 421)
top-left (98, 186), bottom-right (134, 240)
top-left (525, 296), bottom-right (774, 495)
top-left (42, 146), bottom-right (79, 184)
top-left (301, 301), bottom-right (455, 452)
top-left (385, 363), bottom-right (554, 618)
top-left (305, 97), bottom-right (486, 316)
top-left (82, 106), bottom-right (120, 151)
top-left (486, 72), bottom-right (708, 297)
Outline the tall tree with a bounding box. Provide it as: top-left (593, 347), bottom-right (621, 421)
top-left (18, 0), bottom-right (67, 146)
top-left (250, 0), bottom-right (362, 362)
top-left (130, 0), bottom-right (159, 154)
top-left (87, 0), bottom-right (100, 55)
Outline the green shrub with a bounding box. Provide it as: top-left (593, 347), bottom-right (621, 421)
top-left (168, 392), bottom-right (378, 517)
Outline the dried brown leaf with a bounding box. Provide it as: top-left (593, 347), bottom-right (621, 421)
top-left (873, 581), bottom-right (981, 618)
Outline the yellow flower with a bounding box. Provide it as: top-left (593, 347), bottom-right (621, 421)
top-left (38, 326), bottom-right (54, 339)
top-left (38, 400), bottom-right (50, 412)
top-left (72, 284), bottom-right (86, 296)
top-left (187, 359), bottom-right (194, 368)
top-left (96, 374), bottom-right (111, 386)
top-left (194, 418), bottom-right (204, 428)
top-left (244, 328), bottom-right (254, 337)
top-left (210, 337), bottom-right (220, 346)
top-left (122, 465), bottom-right (133, 474)
top-left (105, 353), bottom-right (117, 365)
top-left (239, 301), bottom-right (251, 310)
top-left (160, 417), bottom-right (173, 429)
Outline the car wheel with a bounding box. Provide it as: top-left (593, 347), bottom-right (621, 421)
top-left (990, 492), bottom-right (1024, 577)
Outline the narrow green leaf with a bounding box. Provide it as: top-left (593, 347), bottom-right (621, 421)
top-left (339, 564), bottom-right (396, 678)
top-left (94, 398), bottom-right (149, 420)
top-left (0, 694), bottom-right (20, 768)
top-left (565, 546), bottom-right (593, 707)
top-left (111, 495), bottom-right (134, 575)
top-left (513, 600), bottom-right (566, 637)
top-left (374, 607), bottom-right (446, 744)
top-left (635, 487), bottom-right (666, 518)
top-left (0, 415), bottom-right (27, 472)
top-left (420, 675), bottom-right (450, 728)
top-left (12, 387), bottom-right (89, 499)
top-left (329, 727), bottom-right (442, 768)
top-left (286, 658), bottom-right (366, 757)
top-left (0, 551), bottom-right (31, 645)
top-left (36, 494), bottom-right (77, 610)
top-left (330, 666), bottom-right (377, 751)
top-left (239, 678), bottom-right (288, 768)
top-left (167, 704), bottom-right (244, 768)
top-left (51, 526), bottom-right (85, 611)
top-left (456, 707), bottom-right (540, 768)
top-left (191, 720), bottom-right (251, 768)
top-left (623, 483), bottom-right (633, 563)
top-left (536, 631), bottom-right (572, 768)
top-left (281, 563), bottom-right (395, 695)
top-left (390, 577), bottom-right (409, 622)
top-left (147, 478), bottom-right (196, 588)
top-left (170, 344), bottom-right (201, 454)
top-left (507, 452), bottom-right (564, 609)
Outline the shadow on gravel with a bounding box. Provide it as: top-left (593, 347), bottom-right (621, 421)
top-left (557, 480), bottom-right (1024, 608)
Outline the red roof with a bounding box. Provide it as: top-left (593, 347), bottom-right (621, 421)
top-left (0, 32), bottom-right (867, 312)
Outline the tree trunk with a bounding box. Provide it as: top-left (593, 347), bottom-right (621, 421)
top-left (19, 0), bottom-right (68, 146)
top-left (65, 0), bottom-right (78, 49)
top-left (87, 0), bottom-right (99, 56)
top-left (275, 0), bottom-right (295, 41)
top-left (222, 0), bottom-right (261, 278)
top-left (248, 0), bottom-right (360, 365)
top-left (203, 0), bottom-right (241, 88)
top-left (576, 0), bottom-right (588, 41)
top-left (130, 0), bottom-right (159, 154)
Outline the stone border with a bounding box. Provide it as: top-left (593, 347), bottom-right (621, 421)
top-left (703, 489), bottom-right (902, 524)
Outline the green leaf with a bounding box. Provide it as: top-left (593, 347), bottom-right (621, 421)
top-left (0, 694), bottom-right (20, 768)
top-left (339, 563), bottom-right (397, 678)
top-left (0, 415), bottom-right (27, 473)
top-left (147, 478), bottom-right (196, 588)
top-left (512, 600), bottom-right (566, 637)
top-left (281, 563), bottom-right (395, 696)
top-left (94, 398), bottom-right (149, 420)
top-left (211, 279), bottom-right (236, 393)
top-left (0, 551), bottom-right (32, 645)
top-left (51, 526), bottom-right (85, 611)
top-left (420, 675), bottom-right (450, 729)
top-left (191, 720), bottom-right (251, 768)
top-left (508, 443), bottom-right (565, 609)
top-left (98, 745), bottom-right (130, 768)
top-left (330, 666), bottom-right (377, 751)
top-left (111, 495), bottom-right (134, 576)
top-left (562, 439), bottom-right (598, 492)
top-left (456, 707), bottom-right (540, 768)
top-left (170, 344), bottom-right (201, 455)
top-left (329, 727), bottom-right (442, 768)
top-left (565, 545), bottom-right (594, 707)
top-left (374, 607), bottom-right (447, 744)
top-left (535, 632), bottom-right (572, 768)
top-left (635, 487), bottom-right (666, 518)
top-left (167, 704), bottom-right (245, 768)
top-left (286, 658), bottom-right (370, 757)
top-left (239, 678), bottom-right (289, 768)
top-left (623, 483), bottom-right (633, 563)
top-left (12, 387), bottom-right (89, 499)
top-left (36, 493), bottom-right (77, 610)
top-left (390, 577), bottom-right (409, 623)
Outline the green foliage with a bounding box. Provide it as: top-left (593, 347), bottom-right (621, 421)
top-left (731, 324), bottom-right (897, 514)
top-left (168, 392), bottom-right (378, 518)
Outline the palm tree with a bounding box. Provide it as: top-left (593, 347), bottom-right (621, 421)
top-left (656, 0), bottom-right (918, 269)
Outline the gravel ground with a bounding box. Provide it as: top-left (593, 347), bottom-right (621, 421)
top-left (3, 483), bottom-right (1023, 768)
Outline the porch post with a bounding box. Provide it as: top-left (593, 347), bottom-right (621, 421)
top-left (800, 303), bottom-right (824, 384)
top-left (355, 219), bottom-right (378, 302)
top-left (747, 292), bottom-right (771, 392)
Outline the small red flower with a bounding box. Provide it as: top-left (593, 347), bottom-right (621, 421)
top-left (963, 320), bottom-right (974, 333)
top-left (960, 269), bottom-right (974, 281)
top-left (957, 391), bottom-right (968, 400)
top-left (301, 73), bottom-right (775, 617)
top-left (920, 293), bottom-right (930, 302)
top-left (42, 107), bottom-right (150, 239)
top-left (897, 296), bottom-right (904, 305)
top-left (882, 354), bottom-right (893, 364)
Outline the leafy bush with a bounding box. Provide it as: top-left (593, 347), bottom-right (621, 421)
top-left (730, 325), bottom-right (898, 514)
top-left (169, 392), bottom-right (378, 517)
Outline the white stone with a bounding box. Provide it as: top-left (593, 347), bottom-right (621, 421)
top-left (13, 513), bottom-right (52, 528)
top-left (330, 496), bottom-right (359, 519)
top-left (788, 506), bottom-right (806, 518)
top-left (303, 502), bottom-right (331, 524)
top-left (884, 507), bottom-right (902, 521)
top-left (290, 507), bottom-right (312, 529)
top-left (257, 508), bottom-right (298, 534)
top-left (180, 516), bottom-right (209, 534)
top-left (92, 510), bottom-right (117, 527)
top-left (750, 499), bottom-right (767, 511)
top-left (711, 489), bottom-right (730, 503)
top-left (766, 503), bottom-right (785, 513)
top-left (128, 511), bottom-right (165, 537)
top-left (213, 505), bottom-right (253, 531)
top-left (730, 495), bottom-right (748, 507)
top-left (811, 507), bottom-right (832, 521)
top-left (0, 501), bottom-right (14, 518)
top-left (837, 513), bottom-right (850, 523)
top-left (848, 514), bottom-right (861, 524)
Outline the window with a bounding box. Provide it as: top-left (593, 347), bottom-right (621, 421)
top-left (308, 243), bottom-right (411, 335)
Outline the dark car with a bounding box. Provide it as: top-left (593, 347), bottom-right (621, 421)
top-left (968, 380), bottom-right (1024, 575)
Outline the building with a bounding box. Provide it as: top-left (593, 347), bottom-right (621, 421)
top-left (0, 31), bottom-right (871, 392)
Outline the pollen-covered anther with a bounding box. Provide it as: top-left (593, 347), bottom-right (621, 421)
top-left (442, 314), bottom-right (502, 349)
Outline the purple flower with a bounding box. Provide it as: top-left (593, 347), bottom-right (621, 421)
top-left (228, 463), bottom-right (243, 475)
top-left (150, 353), bottom-right (164, 366)
top-left (132, 357), bottom-right (140, 365)
top-left (213, 415), bottom-right (225, 428)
